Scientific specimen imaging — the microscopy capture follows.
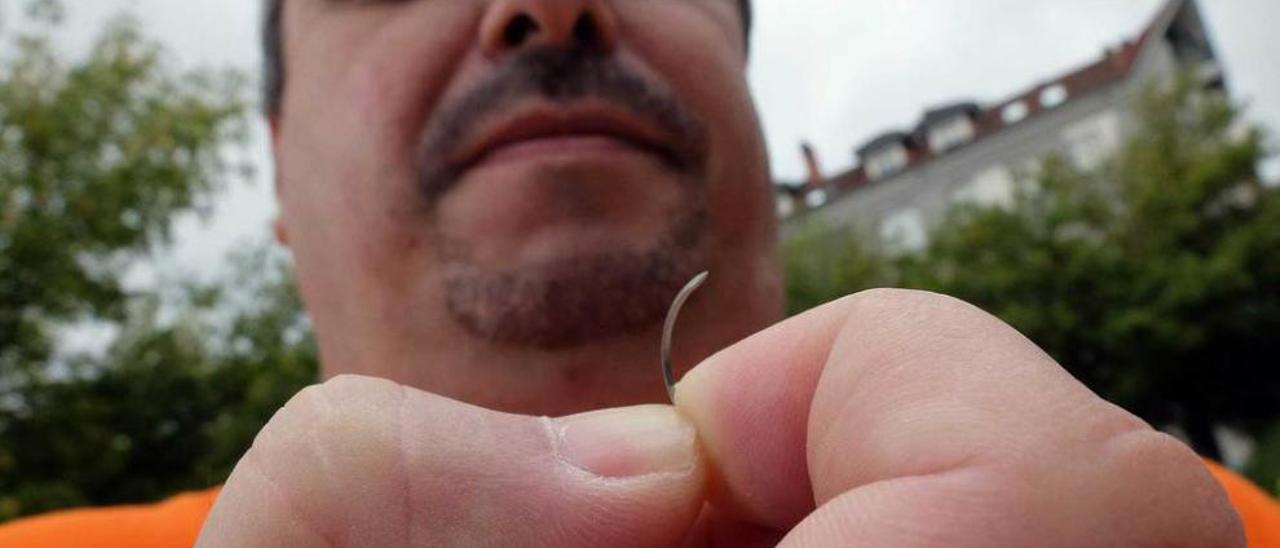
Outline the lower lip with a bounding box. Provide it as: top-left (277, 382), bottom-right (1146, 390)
top-left (476, 135), bottom-right (655, 167)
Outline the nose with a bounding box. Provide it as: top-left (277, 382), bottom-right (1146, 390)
top-left (480, 0), bottom-right (619, 58)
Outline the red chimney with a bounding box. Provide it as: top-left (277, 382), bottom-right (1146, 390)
top-left (801, 142), bottom-right (824, 190)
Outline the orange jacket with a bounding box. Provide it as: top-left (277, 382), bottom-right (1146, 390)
top-left (1205, 462), bottom-right (1280, 547)
top-left (0, 488), bottom-right (220, 548)
top-left (1, 465), bottom-right (1276, 547)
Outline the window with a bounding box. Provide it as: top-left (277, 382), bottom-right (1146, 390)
top-left (804, 189), bottom-right (828, 209)
top-left (954, 165), bottom-right (1015, 208)
top-left (1040, 84), bottom-right (1069, 108)
top-left (1062, 110), bottom-right (1121, 169)
top-left (1260, 156), bottom-right (1280, 184)
top-left (1002, 101), bottom-right (1029, 125)
top-left (775, 194), bottom-right (795, 218)
top-left (865, 145), bottom-right (908, 181)
top-left (927, 116), bottom-right (976, 154)
top-left (879, 208), bottom-right (927, 252)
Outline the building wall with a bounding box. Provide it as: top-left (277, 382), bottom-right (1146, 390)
top-left (781, 1), bottom-right (1216, 248)
top-left (784, 80), bottom-right (1134, 246)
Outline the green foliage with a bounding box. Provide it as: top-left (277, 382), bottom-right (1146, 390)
top-left (784, 223), bottom-right (894, 316)
top-left (1, 0), bottom-right (1275, 522)
top-left (0, 245), bottom-right (318, 522)
top-left (784, 76), bottom-right (1279, 491)
top-left (0, 3), bottom-right (318, 522)
top-left (1248, 423), bottom-right (1280, 496)
top-left (0, 7), bottom-right (249, 384)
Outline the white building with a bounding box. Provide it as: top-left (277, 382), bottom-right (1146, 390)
top-left (779, 0), bottom-right (1224, 250)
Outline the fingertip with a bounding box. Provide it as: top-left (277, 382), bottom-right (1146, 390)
top-left (537, 405), bottom-right (708, 546)
top-left (673, 319), bottom-right (833, 528)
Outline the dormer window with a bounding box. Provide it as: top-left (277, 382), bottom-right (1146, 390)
top-left (776, 193), bottom-right (796, 218)
top-left (804, 189), bottom-right (829, 208)
top-left (857, 131), bottom-right (913, 181)
top-left (918, 102), bottom-right (979, 154)
top-left (1002, 101), bottom-right (1029, 124)
top-left (1040, 84), bottom-right (1069, 108)
top-left (926, 116), bottom-right (976, 154)
top-left (864, 145), bottom-right (908, 181)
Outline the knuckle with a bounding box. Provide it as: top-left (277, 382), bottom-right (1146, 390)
top-left (844, 286), bottom-right (924, 307)
top-left (310, 375), bottom-right (404, 436)
top-left (320, 373), bottom-right (401, 397)
top-left (271, 383), bottom-right (327, 425)
top-left (839, 287), bottom-right (1013, 348)
top-left (304, 374), bottom-right (403, 417)
top-left (258, 375), bottom-right (403, 450)
top-left (844, 287), bottom-right (982, 323)
top-left (1103, 429), bottom-right (1205, 482)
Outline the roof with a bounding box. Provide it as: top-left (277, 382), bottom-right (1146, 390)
top-left (856, 131), bottom-right (912, 157)
top-left (919, 101), bottom-right (982, 128)
top-left (782, 0), bottom-right (1194, 199)
top-left (970, 38), bottom-right (1144, 137)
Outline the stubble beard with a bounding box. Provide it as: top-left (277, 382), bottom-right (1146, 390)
top-left (436, 182), bottom-right (709, 350)
top-left (417, 46), bottom-right (714, 351)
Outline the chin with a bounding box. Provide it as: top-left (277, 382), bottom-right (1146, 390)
top-left (434, 192), bottom-right (708, 350)
top-left (427, 152), bottom-right (710, 349)
top-left (436, 160), bottom-right (695, 268)
top-left (438, 240), bottom-right (706, 350)
top-left (519, 222), bottom-right (668, 265)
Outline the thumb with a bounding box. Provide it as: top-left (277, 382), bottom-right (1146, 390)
top-left (198, 375), bottom-right (705, 547)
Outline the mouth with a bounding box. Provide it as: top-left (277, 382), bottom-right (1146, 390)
top-left (452, 102), bottom-right (684, 175)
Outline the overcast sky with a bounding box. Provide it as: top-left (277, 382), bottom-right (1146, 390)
top-left (8, 0), bottom-right (1279, 279)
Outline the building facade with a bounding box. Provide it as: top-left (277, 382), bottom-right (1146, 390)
top-left (779, 0), bottom-right (1224, 249)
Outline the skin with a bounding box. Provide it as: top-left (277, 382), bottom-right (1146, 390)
top-left (199, 0), bottom-right (1245, 545)
top-left (268, 0), bottom-right (780, 416)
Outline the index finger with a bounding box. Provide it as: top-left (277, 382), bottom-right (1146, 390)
top-left (674, 290), bottom-right (852, 528)
top-left (674, 289), bottom-right (1240, 545)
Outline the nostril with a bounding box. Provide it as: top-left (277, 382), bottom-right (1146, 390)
top-left (572, 13), bottom-right (599, 47)
top-left (503, 13), bottom-right (539, 48)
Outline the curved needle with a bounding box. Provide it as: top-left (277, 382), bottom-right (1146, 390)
top-left (661, 271), bottom-right (709, 404)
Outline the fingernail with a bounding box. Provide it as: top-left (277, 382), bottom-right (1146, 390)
top-left (553, 405), bottom-right (697, 478)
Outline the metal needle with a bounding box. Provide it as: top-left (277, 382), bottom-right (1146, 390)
top-left (660, 271), bottom-right (709, 404)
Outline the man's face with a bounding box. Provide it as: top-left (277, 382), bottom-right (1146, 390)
top-left (274, 0), bottom-right (778, 369)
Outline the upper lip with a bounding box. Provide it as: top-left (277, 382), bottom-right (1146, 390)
top-left (452, 101), bottom-right (680, 171)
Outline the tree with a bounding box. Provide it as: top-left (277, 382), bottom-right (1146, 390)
top-left (0, 2), bottom-right (319, 522)
top-left (783, 222), bottom-right (894, 317)
top-left (0, 246), bottom-right (317, 520)
top-left (0, 2), bottom-right (248, 387)
top-left (785, 75), bottom-right (1279, 489)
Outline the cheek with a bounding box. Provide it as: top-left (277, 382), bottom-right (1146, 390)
top-left (277, 6), bottom-right (496, 315)
top-left (283, 1), bottom-right (483, 175)
top-left (279, 5), bottom-right (485, 250)
top-left (341, 4), bottom-right (482, 147)
top-left (616, 4), bottom-right (773, 247)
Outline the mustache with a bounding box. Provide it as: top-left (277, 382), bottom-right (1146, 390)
top-left (417, 46), bottom-right (710, 201)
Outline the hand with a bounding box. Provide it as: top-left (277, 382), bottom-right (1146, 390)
top-left (197, 289), bottom-right (1244, 547)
